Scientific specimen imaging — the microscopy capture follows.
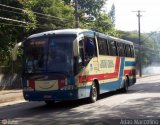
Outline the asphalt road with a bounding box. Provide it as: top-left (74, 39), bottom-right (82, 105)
top-left (0, 75), bottom-right (160, 125)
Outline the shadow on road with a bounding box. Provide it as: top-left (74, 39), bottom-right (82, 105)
top-left (0, 81), bottom-right (160, 125)
top-left (127, 82), bottom-right (160, 94)
top-left (0, 91), bottom-right (124, 125)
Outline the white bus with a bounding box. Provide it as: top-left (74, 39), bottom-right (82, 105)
top-left (13, 29), bottom-right (136, 105)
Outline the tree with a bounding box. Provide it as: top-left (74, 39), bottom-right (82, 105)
top-left (109, 3), bottom-right (115, 27)
top-left (0, 0), bottom-right (74, 66)
top-left (0, 0), bottom-right (28, 65)
top-left (119, 30), bottom-right (156, 67)
top-left (21, 0), bottom-right (74, 33)
top-left (78, 0), bottom-right (106, 17)
top-left (85, 12), bottom-right (118, 36)
top-left (0, 0), bottom-right (119, 70)
top-left (62, 0), bottom-right (118, 36)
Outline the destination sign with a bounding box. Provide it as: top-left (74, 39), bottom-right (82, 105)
top-left (30, 41), bottom-right (47, 45)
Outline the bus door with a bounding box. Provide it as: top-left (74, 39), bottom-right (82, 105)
top-left (75, 36), bottom-right (98, 85)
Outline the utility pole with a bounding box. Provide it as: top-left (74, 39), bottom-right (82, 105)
top-left (75, 0), bottom-right (79, 28)
top-left (137, 10), bottom-right (142, 77)
top-left (133, 10), bottom-right (144, 77)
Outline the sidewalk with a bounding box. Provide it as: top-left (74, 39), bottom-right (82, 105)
top-left (0, 90), bottom-right (24, 106)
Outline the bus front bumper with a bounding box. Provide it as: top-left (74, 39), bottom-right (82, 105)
top-left (23, 90), bottom-right (78, 101)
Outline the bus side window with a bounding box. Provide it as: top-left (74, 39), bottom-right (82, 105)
top-left (128, 45), bottom-right (132, 57)
top-left (115, 41), bottom-right (119, 56)
top-left (84, 37), bottom-right (96, 58)
top-left (105, 39), bottom-right (109, 55)
top-left (97, 37), bottom-right (108, 55)
top-left (108, 40), bottom-right (114, 56)
top-left (125, 44), bottom-right (132, 57)
top-left (124, 44), bottom-right (127, 57)
top-left (111, 41), bottom-right (117, 56)
top-left (118, 43), bottom-right (125, 57)
top-left (79, 40), bottom-right (85, 66)
top-left (130, 45), bottom-right (135, 58)
top-left (114, 41), bottom-right (119, 56)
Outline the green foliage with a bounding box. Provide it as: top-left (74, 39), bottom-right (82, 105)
top-left (21, 0), bottom-right (74, 32)
top-left (66, 0), bottom-right (119, 36)
top-left (0, 0), bottom-right (118, 73)
top-left (119, 30), bottom-right (158, 67)
top-left (85, 13), bottom-right (119, 37)
top-left (109, 3), bottom-right (115, 26)
top-left (78, 0), bottom-right (105, 17)
top-left (0, 0), bottom-right (25, 65)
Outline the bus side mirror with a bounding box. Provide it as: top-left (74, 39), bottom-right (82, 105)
top-left (12, 42), bottom-right (23, 61)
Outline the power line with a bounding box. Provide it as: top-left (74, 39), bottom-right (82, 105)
top-left (0, 22), bottom-right (28, 28)
top-left (0, 22), bottom-right (56, 29)
top-left (0, 8), bottom-right (72, 24)
top-left (0, 16), bottom-right (59, 29)
top-left (0, 16), bottom-right (45, 27)
top-left (0, 16), bottom-right (30, 24)
top-left (0, 8), bottom-right (23, 15)
top-left (0, 3), bottom-right (73, 22)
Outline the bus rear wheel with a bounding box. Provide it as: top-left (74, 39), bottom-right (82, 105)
top-left (121, 77), bottom-right (129, 93)
top-left (89, 81), bottom-right (98, 103)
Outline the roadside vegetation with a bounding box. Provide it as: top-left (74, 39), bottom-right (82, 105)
top-left (0, 0), bottom-right (159, 89)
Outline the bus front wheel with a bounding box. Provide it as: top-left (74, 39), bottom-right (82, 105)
top-left (89, 81), bottom-right (98, 103)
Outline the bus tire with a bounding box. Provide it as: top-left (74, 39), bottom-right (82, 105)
top-left (89, 81), bottom-right (98, 103)
top-left (45, 100), bottom-right (55, 106)
top-left (121, 77), bottom-right (129, 93)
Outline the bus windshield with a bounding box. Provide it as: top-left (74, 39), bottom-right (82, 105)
top-left (24, 35), bottom-right (75, 75)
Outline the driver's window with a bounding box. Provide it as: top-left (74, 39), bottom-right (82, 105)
top-left (78, 37), bottom-right (96, 66)
top-left (79, 39), bottom-right (85, 66)
top-left (84, 37), bottom-right (96, 58)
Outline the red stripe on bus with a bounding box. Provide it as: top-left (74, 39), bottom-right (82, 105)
top-left (79, 57), bottom-right (121, 83)
top-left (124, 69), bottom-right (136, 76)
top-left (28, 80), bottom-right (35, 89)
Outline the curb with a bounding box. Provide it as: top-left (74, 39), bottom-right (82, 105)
top-left (0, 90), bottom-right (24, 106)
top-left (136, 74), bottom-right (160, 79)
top-left (0, 100), bottom-right (26, 107)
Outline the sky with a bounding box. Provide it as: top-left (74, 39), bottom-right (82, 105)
top-left (105, 0), bottom-right (160, 33)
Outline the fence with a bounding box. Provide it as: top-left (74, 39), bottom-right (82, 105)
top-left (0, 66), bottom-right (22, 90)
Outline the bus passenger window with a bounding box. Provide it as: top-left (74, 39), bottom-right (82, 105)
top-left (97, 37), bottom-right (108, 55)
top-left (125, 45), bottom-right (132, 57)
top-left (115, 41), bottom-right (119, 56)
top-left (108, 41), bottom-right (113, 56)
top-left (79, 40), bottom-right (85, 65)
top-left (84, 38), bottom-right (96, 58)
top-left (109, 41), bottom-right (117, 56)
top-left (118, 43), bottom-right (125, 57)
top-left (130, 45), bottom-right (135, 58)
top-left (105, 40), bottom-right (109, 55)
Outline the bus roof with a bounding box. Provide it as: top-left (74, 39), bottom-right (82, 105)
top-left (95, 32), bottom-right (133, 45)
top-left (28, 28), bottom-right (133, 45)
top-left (28, 29), bottom-right (89, 39)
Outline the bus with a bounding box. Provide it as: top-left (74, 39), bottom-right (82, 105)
top-left (13, 29), bottom-right (136, 105)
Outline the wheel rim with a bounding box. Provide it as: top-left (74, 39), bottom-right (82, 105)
top-left (92, 84), bottom-right (97, 100)
top-left (125, 79), bottom-right (128, 90)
